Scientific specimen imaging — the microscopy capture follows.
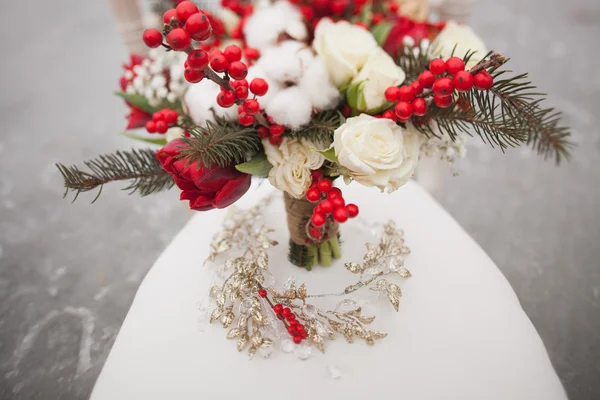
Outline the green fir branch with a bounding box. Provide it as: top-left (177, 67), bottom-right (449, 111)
top-left (288, 110), bottom-right (345, 144)
top-left (56, 148), bottom-right (173, 202)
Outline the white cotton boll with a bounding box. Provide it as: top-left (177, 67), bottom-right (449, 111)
top-left (184, 79), bottom-right (219, 127)
top-left (299, 56), bottom-right (340, 110)
top-left (156, 86), bottom-right (168, 99)
top-left (150, 75), bottom-right (166, 89)
top-left (259, 41), bottom-right (314, 84)
top-left (244, 1), bottom-right (307, 50)
top-left (265, 87), bottom-right (312, 129)
top-left (246, 64), bottom-right (283, 108)
top-left (213, 102), bottom-right (239, 122)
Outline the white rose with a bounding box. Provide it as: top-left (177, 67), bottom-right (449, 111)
top-left (333, 114), bottom-right (419, 192)
top-left (313, 19), bottom-right (379, 88)
top-left (347, 48), bottom-right (406, 113)
top-left (263, 137), bottom-right (325, 198)
top-left (430, 21), bottom-right (487, 68)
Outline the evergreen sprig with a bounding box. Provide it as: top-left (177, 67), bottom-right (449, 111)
top-left (56, 148), bottom-right (173, 202)
top-left (288, 110), bottom-right (345, 144)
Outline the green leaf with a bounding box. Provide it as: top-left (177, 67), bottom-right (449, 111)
top-left (114, 92), bottom-right (156, 113)
top-left (359, 4), bottom-right (373, 25)
top-left (119, 131), bottom-right (168, 146)
top-left (235, 153), bottom-right (272, 177)
top-left (372, 22), bottom-right (393, 46)
top-left (315, 147), bottom-right (338, 163)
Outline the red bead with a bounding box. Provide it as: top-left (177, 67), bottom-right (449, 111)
top-left (410, 81), bottom-right (423, 95)
top-left (331, 196), bottom-right (345, 208)
top-left (394, 101), bottom-right (413, 120)
top-left (282, 307), bottom-right (292, 318)
top-left (228, 61), bottom-right (248, 80)
top-left (244, 47), bottom-right (260, 61)
top-left (187, 49), bottom-right (209, 70)
top-left (382, 110), bottom-right (397, 121)
top-left (273, 304), bottom-right (283, 314)
top-left (473, 71), bottom-right (493, 90)
top-left (167, 28), bottom-right (191, 51)
top-left (384, 86), bottom-right (400, 102)
top-left (184, 67), bottom-right (205, 83)
top-left (164, 109), bottom-right (178, 124)
top-left (269, 124), bottom-right (284, 136)
top-left (142, 29), bottom-right (163, 48)
top-left (210, 54), bottom-right (229, 72)
top-left (346, 203), bottom-right (359, 218)
top-left (453, 71), bottom-right (474, 92)
top-left (397, 85), bottom-right (416, 102)
top-left (269, 136), bottom-right (282, 145)
top-left (319, 200), bottom-right (334, 214)
top-left (317, 179), bottom-right (333, 193)
top-left (333, 207), bottom-right (349, 223)
top-left (293, 336), bottom-right (303, 344)
top-left (418, 70), bottom-right (436, 88)
top-left (412, 98), bottom-right (428, 116)
top-left (257, 126), bottom-right (269, 138)
top-left (242, 99), bottom-right (260, 115)
top-left (306, 188), bottom-right (321, 203)
top-left (434, 94), bottom-right (453, 108)
top-left (327, 187), bottom-right (342, 199)
top-left (145, 121), bottom-right (156, 133)
top-left (258, 289), bottom-right (267, 297)
top-left (185, 12), bottom-right (212, 41)
top-left (155, 120), bottom-right (168, 134)
top-left (238, 112), bottom-right (255, 126)
top-left (429, 58), bottom-right (447, 75)
top-left (446, 57), bottom-right (465, 75)
top-left (250, 78), bottom-right (269, 96)
top-left (217, 90), bottom-right (236, 108)
top-left (235, 86), bottom-right (249, 100)
top-left (432, 77), bottom-right (454, 97)
top-left (312, 212), bottom-right (327, 227)
top-left (163, 9), bottom-right (179, 24)
top-left (175, 1), bottom-right (199, 22)
top-left (223, 45), bottom-right (242, 62)
top-left (152, 111), bottom-right (165, 122)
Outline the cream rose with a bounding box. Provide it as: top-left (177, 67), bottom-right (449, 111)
top-left (430, 21), bottom-right (487, 68)
top-left (347, 48), bottom-right (406, 113)
top-left (313, 19), bottom-right (379, 88)
top-left (263, 137), bottom-right (325, 198)
top-left (333, 114), bottom-right (419, 192)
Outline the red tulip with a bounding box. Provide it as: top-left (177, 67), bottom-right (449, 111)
top-left (156, 139), bottom-right (251, 211)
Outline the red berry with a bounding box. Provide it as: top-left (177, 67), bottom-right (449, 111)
top-left (155, 120), bottom-right (168, 134)
top-left (293, 336), bottom-right (303, 344)
top-left (346, 203), bottom-right (359, 218)
top-left (319, 200), bottom-right (334, 214)
top-left (231, 79), bottom-right (248, 89)
top-left (235, 86), bottom-right (249, 100)
top-left (164, 109), bottom-right (178, 124)
top-left (184, 67), bottom-right (205, 83)
top-left (418, 70), bottom-right (436, 88)
top-left (473, 71), bottom-right (493, 90)
top-left (311, 170), bottom-right (322, 181)
top-left (243, 99), bottom-right (260, 115)
top-left (385, 86), bottom-right (400, 102)
top-left (217, 90), bottom-right (236, 108)
top-left (331, 196), bottom-right (345, 208)
top-left (333, 207), bottom-right (349, 223)
top-left (317, 179), bottom-right (333, 193)
top-left (258, 289), bottom-right (267, 297)
top-left (223, 45), bottom-right (242, 62)
top-left (273, 304), bottom-right (283, 314)
top-left (301, 331), bottom-right (308, 339)
top-left (382, 110), bottom-right (397, 121)
top-left (142, 29), bottom-right (163, 48)
top-left (446, 56), bottom-right (465, 75)
top-left (327, 187), bottom-right (342, 199)
top-left (187, 49), bottom-right (209, 70)
top-left (269, 136), bottom-right (282, 145)
top-left (185, 13), bottom-right (212, 41)
top-left (309, 227), bottom-right (323, 239)
top-left (397, 85), bottom-right (416, 102)
top-left (250, 78), bottom-right (269, 96)
top-left (434, 94), bottom-right (453, 108)
top-left (239, 112), bottom-right (255, 126)
top-left (306, 187), bottom-right (321, 203)
top-left (145, 121), bottom-right (156, 133)
top-left (175, 1), bottom-right (199, 22)
top-left (432, 77), bottom-right (454, 97)
top-left (412, 98), bottom-right (428, 116)
top-left (257, 126), bottom-right (269, 138)
top-left (269, 124), bottom-right (284, 136)
top-left (282, 307), bottom-right (292, 318)
top-left (152, 111), bottom-right (165, 122)
top-left (331, 0), bottom-right (348, 14)
top-left (453, 70), bottom-right (474, 92)
top-left (288, 326), bottom-right (296, 335)
top-left (312, 212), bottom-right (327, 227)
top-left (228, 61), bottom-right (248, 80)
top-left (429, 58), bottom-right (447, 75)
top-left (163, 9), bottom-right (179, 24)
top-left (394, 101), bottom-right (413, 120)
top-left (341, 104), bottom-right (352, 118)
top-left (167, 28), bottom-right (191, 51)
top-left (244, 47), bottom-right (260, 61)
top-left (286, 313), bottom-right (296, 322)
top-left (300, 6), bottom-right (314, 20)
top-left (410, 81), bottom-right (423, 95)
top-left (210, 54), bottom-right (229, 72)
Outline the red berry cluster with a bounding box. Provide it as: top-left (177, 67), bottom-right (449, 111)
top-left (383, 56), bottom-right (494, 123)
top-left (145, 108), bottom-right (179, 134)
top-left (305, 175), bottom-right (359, 240)
top-left (270, 301), bottom-right (308, 344)
top-left (257, 121), bottom-right (285, 146)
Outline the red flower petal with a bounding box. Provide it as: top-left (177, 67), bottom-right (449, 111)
top-left (213, 173), bottom-right (251, 209)
top-left (126, 106), bottom-right (152, 130)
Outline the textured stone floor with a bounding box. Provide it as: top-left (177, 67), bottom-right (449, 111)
top-left (0, 0), bottom-right (598, 399)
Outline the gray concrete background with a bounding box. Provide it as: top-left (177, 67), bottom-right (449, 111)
top-left (0, 0), bottom-right (598, 399)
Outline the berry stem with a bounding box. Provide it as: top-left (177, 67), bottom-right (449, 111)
top-left (256, 282), bottom-right (290, 329)
top-left (469, 52), bottom-right (506, 75)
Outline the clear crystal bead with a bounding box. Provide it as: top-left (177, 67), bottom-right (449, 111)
top-left (239, 297), bottom-right (254, 314)
top-left (294, 343), bottom-right (312, 360)
top-left (301, 304), bottom-right (317, 318)
top-left (262, 271), bottom-right (275, 287)
top-left (388, 258), bottom-right (404, 272)
top-left (258, 345), bottom-right (274, 359)
top-left (280, 339), bottom-right (295, 353)
top-left (336, 299), bottom-right (358, 312)
top-left (361, 267), bottom-right (379, 282)
top-left (315, 321), bottom-right (328, 336)
top-left (284, 276), bottom-right (296, 290)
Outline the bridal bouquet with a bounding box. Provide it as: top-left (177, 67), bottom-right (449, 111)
top-left (58, 0), bottom-right (571, 269)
